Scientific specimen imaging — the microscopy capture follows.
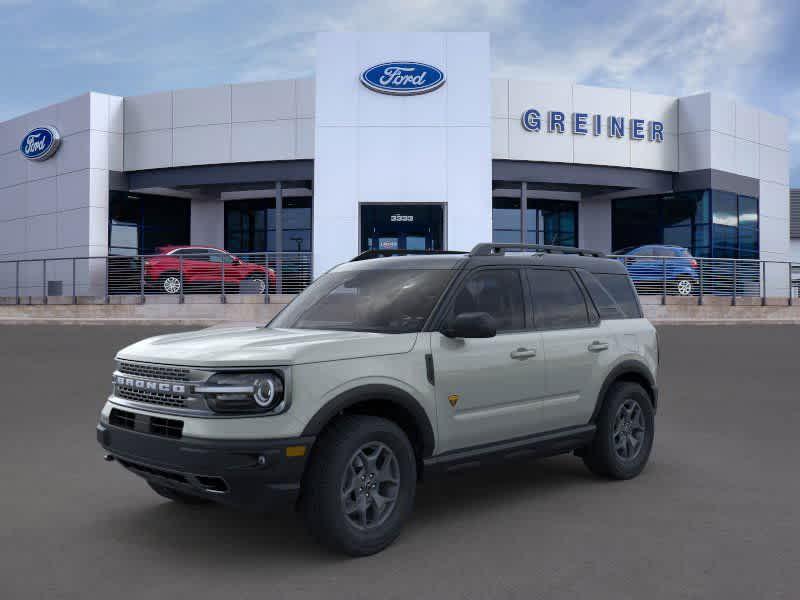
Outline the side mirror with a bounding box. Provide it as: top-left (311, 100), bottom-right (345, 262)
top-left (442, 312), bottom-right (496, 339)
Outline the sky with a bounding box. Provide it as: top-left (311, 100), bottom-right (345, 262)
top-left (0, 0), bottom-right (797, 185)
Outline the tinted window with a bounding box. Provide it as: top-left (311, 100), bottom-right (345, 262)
top-left (269, 269), bottom-right (453, 333)
top-left (450, 269), bottom-right (525, 332)
top-left (595, 273), bottom-right (642, 318)
top-left (208, 251), bottom-right (235, 264)
top-left (527, 269), bottom-right (589, 330)
top-left (174, 249), bottom-right (210, 260)
top-left (578, 271), bottom-right (625, 320)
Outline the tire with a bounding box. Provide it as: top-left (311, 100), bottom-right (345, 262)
top-left (159, 273), bottom-right (182, 295)
top-left (583, 382), bottom-right (655, 480)
top-left (674, 277), bottom-right (693, 296)
top-left (301, 415), bottom-right (417, 556)
top-left (148, 481), bottom-right (209, 505)
top-left (244, 278), bottom-right (267, 294)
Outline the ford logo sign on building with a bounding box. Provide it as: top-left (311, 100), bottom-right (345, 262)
top-left (20, 126), bottom-right (61, 161)
top-left (360, 62), bottom-right (445, 95)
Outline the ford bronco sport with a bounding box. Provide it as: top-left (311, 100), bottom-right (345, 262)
top-left (97, 243), bottom-right (658, 556)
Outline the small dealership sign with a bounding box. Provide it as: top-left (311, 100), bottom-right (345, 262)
top-left (20, 126), bottom-right (61, 160)
top-left (360, 62), bottom-right (445, 95)
top-left (521, 110), bottom-right (664, 142)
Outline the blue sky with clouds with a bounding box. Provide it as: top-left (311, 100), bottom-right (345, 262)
top-left (1, 0), bottom-right (797, 184)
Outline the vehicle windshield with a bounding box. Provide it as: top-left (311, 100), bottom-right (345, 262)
top-left (268, 268), bottom-right (454, 333)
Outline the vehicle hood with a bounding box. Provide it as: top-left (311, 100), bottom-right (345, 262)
top-left (115, 326), bottom-right (418, 368)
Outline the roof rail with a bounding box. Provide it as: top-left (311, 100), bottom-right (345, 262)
top-left (469, 243), bottom-right (606, 258)
top-left (350, 249), bottom-right (467, 262)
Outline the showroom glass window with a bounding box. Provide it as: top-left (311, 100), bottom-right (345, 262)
top-left (224, 181), bottom-right (312, 254)
top-left (528, 199), bottom-right (577, 247)
top-left (108, 191), bottom-right (190, 255)
top-left (491, 182), bottom-right (578, 248)
top-left (492, 182), bottom-right (522, 243)
top-left (612, 190), bottom-right (757, 259)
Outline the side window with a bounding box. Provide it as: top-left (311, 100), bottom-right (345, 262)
top-left (450, 269), bottom-right (525, 332)
top-left (527, 269), bottom-right (590, 330)
top-left (577, 270), bottom-right (625, 320)
top-left (208, 251), bottom-right (234, 264)
top-left (594, 273), bottom-right (642, 318)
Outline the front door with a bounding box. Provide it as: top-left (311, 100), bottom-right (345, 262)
top-left (360, 204), bottom-right (444, 252)
top-left (431, 268), bottom-right (548, 453)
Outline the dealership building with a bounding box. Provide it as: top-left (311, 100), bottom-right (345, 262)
top-left (0, 32), bottom-right (792, 294)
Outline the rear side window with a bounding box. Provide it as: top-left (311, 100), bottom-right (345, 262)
top-left (527, 269), bottom-right (590, 330)
top-left (578, 271), bottom-right (626, 320)
top-left (594, 273), bottom-right (642, 318)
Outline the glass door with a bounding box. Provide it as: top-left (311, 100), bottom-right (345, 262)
top-left (360, 204), bottom-right (444, 252)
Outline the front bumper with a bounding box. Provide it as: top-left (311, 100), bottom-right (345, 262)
top-left (97, 422), bottom-right (314, 510)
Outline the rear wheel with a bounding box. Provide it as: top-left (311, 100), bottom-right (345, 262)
top-left (302, 415), bottom-right (417, 556)
top-left (159, 273), bottom-right (182, 295)
top-left (148, 481), bottom-right (209, 504)
top-left (583, 382), bottom-right (654, 479)
top-left (675, 277), bottom-right (693, 296)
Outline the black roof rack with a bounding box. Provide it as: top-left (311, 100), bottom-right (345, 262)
top-left (350, 249), bottom-right (467, 262)
top-left (469, 243), bottom-right (606, 258)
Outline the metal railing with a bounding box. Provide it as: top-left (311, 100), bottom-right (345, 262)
top-left (1, 251), bottom-right (798, 307)
top-left (0, 252), bottom-right (313, 304)
top-left (609, 255), bottom-right (797, 305)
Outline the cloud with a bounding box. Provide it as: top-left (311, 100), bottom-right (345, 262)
top-left (492, 0), bottom-right (780, 98)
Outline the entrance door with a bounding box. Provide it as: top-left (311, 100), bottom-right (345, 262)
top-left (360, 204), bottom-right (444, 252)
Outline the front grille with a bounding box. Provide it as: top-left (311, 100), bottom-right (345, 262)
top-left (118, 361), bottom-right (191, 382)
top-left (150, 416), bottom-right (184, 439)
top-left (109, 408), bottom-right (136, 430)
top-left (116, 386), bottom-right (187, 408)
top-left (108, 408), bottom-right (184, 439)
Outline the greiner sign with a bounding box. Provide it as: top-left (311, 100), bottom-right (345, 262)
top-left (521, 109), bottom-right (664, 142)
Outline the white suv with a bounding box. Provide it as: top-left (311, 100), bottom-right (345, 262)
top-left (97, 243), bottom-right (658, 556)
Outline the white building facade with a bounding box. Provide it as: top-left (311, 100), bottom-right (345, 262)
top-left (0, 32), bottom-right (791, 293)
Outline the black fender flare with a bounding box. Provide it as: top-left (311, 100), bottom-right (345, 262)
top-left (591, 360), bottom-right (657, 422)
top-left (301, 384), bottom-right (436, 458)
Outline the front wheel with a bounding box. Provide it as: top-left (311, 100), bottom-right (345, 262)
top-left (583, 382), bottom-right (655, 479)
top-left (301, 415), bottom-right (417, 556)
top-left (241, 278), bottom-right (266, 294)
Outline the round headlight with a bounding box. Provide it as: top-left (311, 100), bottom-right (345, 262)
top-left (200, 372), bottom-right (286, 415)
top-left (254, 377), bottom-right (277, 408)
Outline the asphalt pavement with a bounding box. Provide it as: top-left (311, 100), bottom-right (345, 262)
top-left (1, 324), bottom-right (799, 600)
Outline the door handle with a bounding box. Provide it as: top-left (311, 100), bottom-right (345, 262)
top-left (588, 341), bottom-right (609, 352)
top-left (510, 347), bottom-right (537, 360)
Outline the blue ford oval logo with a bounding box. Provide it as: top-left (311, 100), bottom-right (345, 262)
top-left (360, 62), bottom-right (445, 95)
top-left (20, 126), bottom-right (61, 161)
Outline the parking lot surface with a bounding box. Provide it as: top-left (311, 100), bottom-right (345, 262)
top-left (2, 324), bottom-right (799, 599)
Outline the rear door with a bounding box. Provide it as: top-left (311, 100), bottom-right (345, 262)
top-left (526, 267), bottom-right (614, 430)
top-left (431, 267), bottom-right (547, 453)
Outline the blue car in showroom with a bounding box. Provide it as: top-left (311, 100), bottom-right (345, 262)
top-left (616, 245), bottom-right (699, 296)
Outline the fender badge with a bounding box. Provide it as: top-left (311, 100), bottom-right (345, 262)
top-left (448, 394), bottom-right (459, 407)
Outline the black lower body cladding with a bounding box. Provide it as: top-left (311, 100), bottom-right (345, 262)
top-left (97, 421), bottom-right (314, 510)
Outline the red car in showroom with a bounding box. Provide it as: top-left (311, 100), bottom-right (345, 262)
top-left (145, 246), bottom-right (276, 294)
